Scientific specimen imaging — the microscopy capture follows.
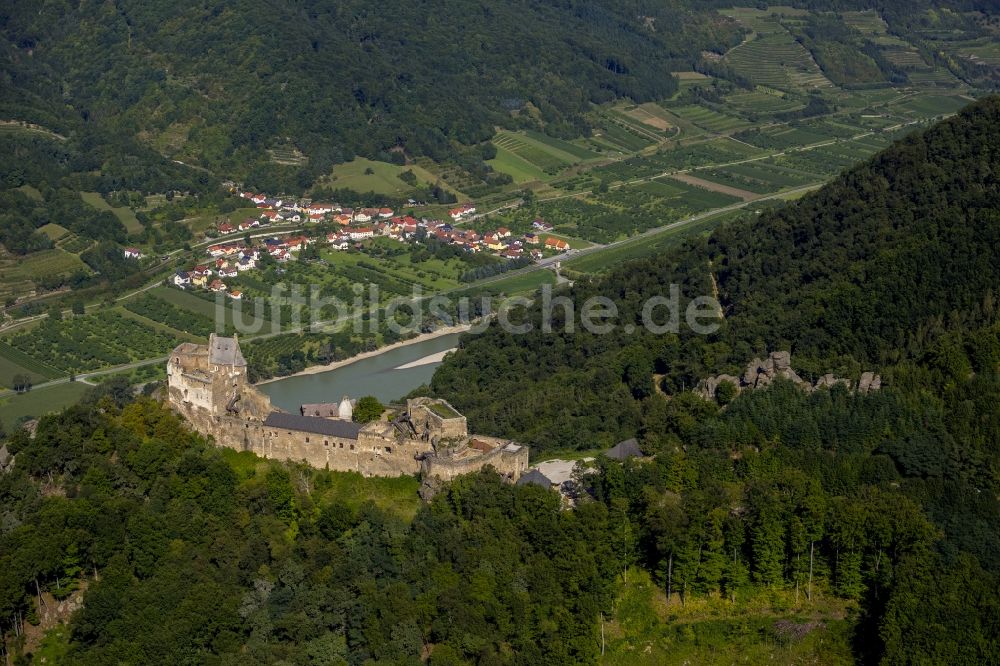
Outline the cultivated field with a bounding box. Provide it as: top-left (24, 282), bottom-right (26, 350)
top-left (0, 341), bottom-right (61, 388)
top-left (3, 310), bottom-right (184, 374)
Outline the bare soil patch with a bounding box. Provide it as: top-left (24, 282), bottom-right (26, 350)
top-left (670, 173), bottom-right (758, 201)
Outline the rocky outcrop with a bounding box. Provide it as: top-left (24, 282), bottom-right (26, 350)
top-left (814, 374), bottom-right (850, 390)
top-left (0, 443), bottom-right (12, 473)
top-left (699, 374), bottom-right (743, 399)
top-left (696, 351), bottom-right (881, 401)
top-left (741, 351), bottom-right (808, 389)
top-left (418, 475), bottom-right (446, 502)
top-left (858, 371), bottom-right (882, 394)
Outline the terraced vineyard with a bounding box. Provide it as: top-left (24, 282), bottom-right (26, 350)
top-left (840, 10), bottom-right (889, 36)
top-left (0, 248), bottom-right (90, 302)
top-left (956, 39), bottom-right (1000, 67)
top-left (882, 47), bottom-right (929, 69)
top-left (664, 105), bottom-right (749, 133)
top-left (724, 33), bottom-right (833, 92)
top-left (723, 89), bottom-right (804, 115)
top-left (588, 116), bottom-right (658, 153)
top-left (492, 131), bottom-right (595, 175)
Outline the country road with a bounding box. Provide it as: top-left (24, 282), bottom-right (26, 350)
top-left (0, 109), bottom-right (949, 396)
top-left (0, 178), bottom-right (824, 400)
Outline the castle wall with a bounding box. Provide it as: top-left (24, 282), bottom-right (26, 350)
top-left (172, 401), bottom-right (432, 476)
top-left (421, 439), bottom-right (529, 481)
top-left (166, 338), bottom-right (527, 481)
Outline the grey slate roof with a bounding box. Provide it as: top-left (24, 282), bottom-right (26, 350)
top-left (264, 412), bottom-right (362, 439)
top-left (209, 335), bottom-right (247, 367)
top-left (301, 403), bottom-right (340, 417)
top-left (605, 438), bottom-right (643, 461)
top-left (516, 469), bottom-right (553, 488)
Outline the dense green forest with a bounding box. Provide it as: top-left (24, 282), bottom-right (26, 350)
top-left (423, 98), bottom-right (1000, 659)
top-left (0, 0), bottom-right (741, 188)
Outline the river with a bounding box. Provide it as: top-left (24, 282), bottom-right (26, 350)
top-left (257, 332), bottom-right (465, 410)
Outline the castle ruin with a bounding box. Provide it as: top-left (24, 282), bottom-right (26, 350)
top-left (166, 334), bottom-right (529, 480)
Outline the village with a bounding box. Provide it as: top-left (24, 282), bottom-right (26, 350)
top-left (151, 191), bottom-right (572, 298)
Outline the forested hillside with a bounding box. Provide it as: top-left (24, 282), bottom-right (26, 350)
top-left (432, 96), bottom-right (1000, 455)
top-left (422, 96), bottom-right (1000, 662)
top-left (0, 0), bottom-right (740, 185)
top-left (1, 97), bottom-right (999, 666)
top-left (0, 396), bottom-right (619, 664)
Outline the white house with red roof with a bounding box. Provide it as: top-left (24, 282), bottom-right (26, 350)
top-left (306, 203), bottom-right (337, 215)
top-left (349, 227), bottom-right (374, 241)
top-left (123, 247), bottom-right (143, 260)
top-left (448, 204), bottom-right (476, 220)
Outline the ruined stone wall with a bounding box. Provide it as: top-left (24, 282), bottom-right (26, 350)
top-left (421, 440), bottom-right (529, 482)
top-left (256, 427), bottom-right (428, 476)
top-left (407, 398), bottom-right (468, 440)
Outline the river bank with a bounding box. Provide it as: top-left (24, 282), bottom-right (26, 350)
top-left (254, 324), bottom-right (472, 386)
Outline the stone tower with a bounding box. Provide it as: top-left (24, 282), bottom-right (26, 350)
top-left (166, 333), bottom-right (271, 421)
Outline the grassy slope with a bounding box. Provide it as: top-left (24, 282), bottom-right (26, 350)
top-left (601, 568), bottom-right (855, 666)
top-left (323, 158), bottom-right (462, 198)
top-left (0, 382), bottom-right (88, 429)
top-left (218, 448), bottom-right (422, 520)
top-left (79, 191), bottom-right (143, 234)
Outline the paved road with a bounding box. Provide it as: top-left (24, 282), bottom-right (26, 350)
top-left (0, 110), bottom-right (949, 389)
